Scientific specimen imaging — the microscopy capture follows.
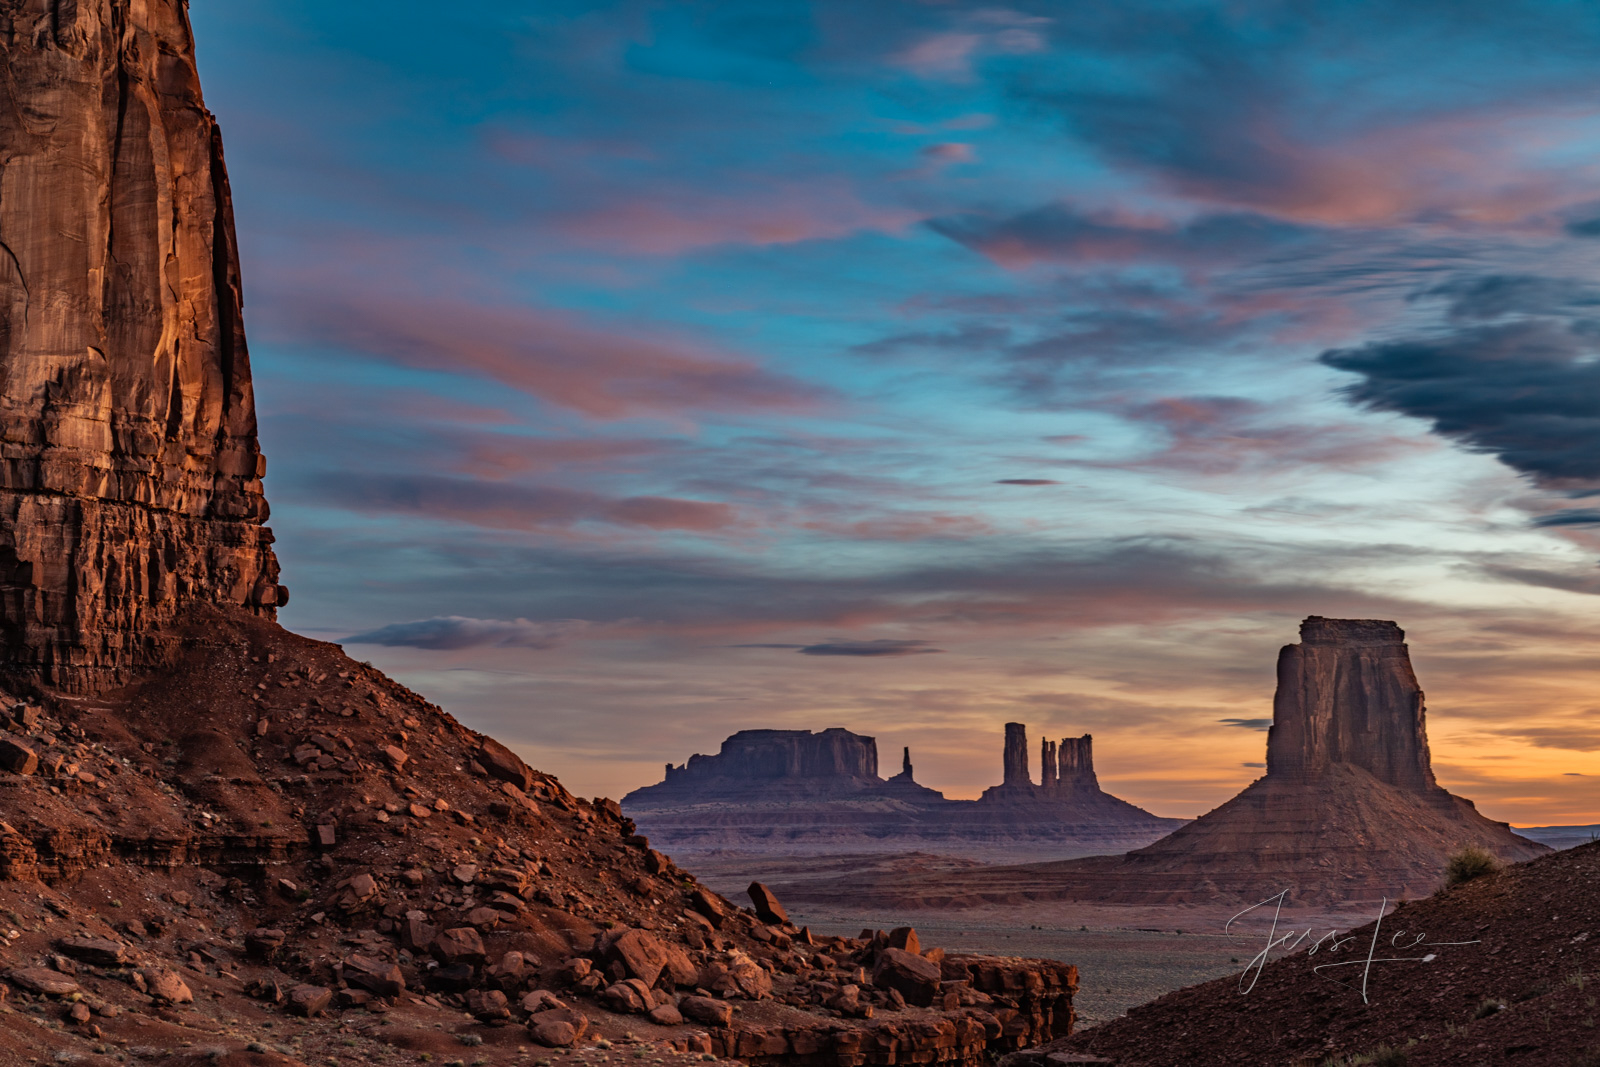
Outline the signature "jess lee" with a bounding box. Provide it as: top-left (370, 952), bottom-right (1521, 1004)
top-left (1228, 890), bottom-right (1479, 1003)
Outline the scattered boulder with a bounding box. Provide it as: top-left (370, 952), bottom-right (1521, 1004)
top-left (289, 985), bottom-right (333, 1017)
top-left (887, 926), bottom-right (920, 955)
top-left (432, 926), bottom-right (487, 966)
top-left (529, 1006), bottom-right (588, 1048)
top-left (680, 996), bottom-right (734, 1027)
top-left (343, 954), bottom-right (405, 998)
top-left (521, 989), bottom-right (565, 1014)
top-left (467, 988), bottom-right (512, 1021)
top-left (698, 950), bottom-right (773, 1000)
top-left (0, 738), bottom-right (37, 776)
top-left (142, 968), bottom-right (194, 1004)
top-left (601, 978), bottom-right (653, 1014)
top-left (5, 967), bottom-right (79, 996)
top-left (478, 738), bottom-right (535, 791)
top-left (873, 947), bottom-right (941, 1007)
top-left (689, 886), bottom-right (726, 927)
top-left (55, 936), bottom-right (127, 966)
top-left (245, 928), bottom-right (287, 961)
top-left (648, 1003), bottom-right (684, 1026)
top-left (747, 881), bottom-right (788, 924)
top-left (601, 927), bottom-right (668, 987)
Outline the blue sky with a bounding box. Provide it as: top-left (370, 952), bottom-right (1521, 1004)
top-left (191, 0), bottom-right (1600, 822)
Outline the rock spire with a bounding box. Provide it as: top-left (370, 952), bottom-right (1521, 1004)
top-left (1002, 722), bottom-right (1030, 786)
top-left (0, 0), bottom-right (282, 691)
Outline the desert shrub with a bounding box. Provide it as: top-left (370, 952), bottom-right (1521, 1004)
top-left (1474, 998), bottom-right (1504, 1019)
top-left (1443, 846), bottom-right (1500, 888)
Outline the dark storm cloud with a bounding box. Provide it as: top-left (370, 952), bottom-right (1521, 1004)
top-left (1218, 717), bottom-right (1272, 730)
top-left (996, 479), bottom-right (1059, 486)
top-left (345, 616), bottom-right (585, 650)
top-left (1320, 313), bottom-right (1600, 487)
top-left (1567, 216), bottom-right (1600, 238)
top-left (796, 639), bottom-right (943, 657)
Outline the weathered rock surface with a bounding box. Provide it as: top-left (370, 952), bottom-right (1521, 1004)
top-left (1266, 616), bottom-right (1433, 790)
top-left (0, 0), bottom-right (282, 693)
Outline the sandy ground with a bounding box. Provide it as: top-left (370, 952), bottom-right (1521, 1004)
top-left (787, 900), bottom-right (1372, 1028)
top-left (681, 850), bottom-right (1400, 1029)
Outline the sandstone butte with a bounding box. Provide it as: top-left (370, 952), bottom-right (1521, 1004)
top-left (624, 726), bottom-right (1184, 864)
top-left (0, 4), bottom-right (1076, 1065)
top-left (783, 617), bottom-right (1549, 911)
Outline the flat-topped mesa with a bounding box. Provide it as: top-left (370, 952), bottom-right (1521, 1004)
top-left (1265, 616), bottom-right (1436, 793)
top-left (0, 1), bottom-right (282, 691)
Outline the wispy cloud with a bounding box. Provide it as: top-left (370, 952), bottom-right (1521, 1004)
top-left (345, 616), bottom-right (590, 650)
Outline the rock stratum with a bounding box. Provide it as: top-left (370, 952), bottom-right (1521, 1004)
top-left (0, 0), bottom-right (282, 694)
top-left (624, 725), bottom-right (1185, 864)
top-left (0, 5), bottom-right (1079, 1065)
top-left (776, 618), bottom-right (1547, 909)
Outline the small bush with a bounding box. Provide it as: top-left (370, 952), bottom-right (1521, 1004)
top-left (457, 1034), bottom-right (483, 1047)
top-left (1443, 846), bottom-right (1500, 888)
top-left (1371, 1048), bottom-right (1408, 1067)
top-left (1474, 998), bottom-right (1504, 1020)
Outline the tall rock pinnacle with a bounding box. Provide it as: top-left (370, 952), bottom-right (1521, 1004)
top-left (1002, 722), bottom-right (1030, 786)
top-left (0, 0), bottom-right (281, 690)
top-left (1265, 617), bottom-right (1435, 792)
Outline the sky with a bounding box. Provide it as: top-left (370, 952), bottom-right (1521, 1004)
top-left (189, 0), bottom-right (1600, 825)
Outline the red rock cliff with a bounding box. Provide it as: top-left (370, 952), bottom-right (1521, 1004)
top-left (0, 0), bottom-right (281, 691)
top-left (1265, 616), bottom-right (1435, 792)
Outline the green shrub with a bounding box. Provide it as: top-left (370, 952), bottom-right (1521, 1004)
top-left (1443, 846), bottom-right (1500, 888)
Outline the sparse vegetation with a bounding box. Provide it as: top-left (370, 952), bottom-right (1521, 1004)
top-left (1475, 997), bottom-right (1505, 1019)
top-left (1443, 846), bottom-right (1501, 888)
top-left (457, 1034), bottom-right (483, 1047)
top-left (1322, 1045), bottom-right (1407, 1067)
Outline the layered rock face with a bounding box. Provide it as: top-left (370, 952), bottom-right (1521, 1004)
top-left (1265, 617), bottom-right (1434, 791)
top-left (0, 0), bottom-right (281, 691)
top-left (624, 723), bottom-right (1183, 863)
top-left (820, 617), bottom-right (1548, 908)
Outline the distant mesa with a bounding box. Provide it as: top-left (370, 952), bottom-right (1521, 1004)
top-left (622, 722), bottom-right (1184, 862)
top-left (790, 616), bottom-right (1550, 908)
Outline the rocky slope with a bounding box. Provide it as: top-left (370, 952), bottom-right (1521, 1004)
top-left (0, 3), bottom-right (1083, 1065)
top-left (769, 619), bottom-right (1546, 909)
top-left (0, 609), bottom-right (1077, 1066)
top-left (625, 725), bottom-right (1184, 864)
top-left (1018, 840), bottom-right (1600, 1066)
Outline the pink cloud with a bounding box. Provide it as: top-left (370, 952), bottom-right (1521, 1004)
top-left (1173, 106), bottom-right (1600, 229)
top-left (264, 289), bottom-right (833, 421)
top-left (799, 512), bottom-right (993, 541)
top-left (548, 180), bottom-right (917, 255)
top-left (1111, 396), bottom-right (1432, 476)
top-left (316, 472), bottom-right (740, 534)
